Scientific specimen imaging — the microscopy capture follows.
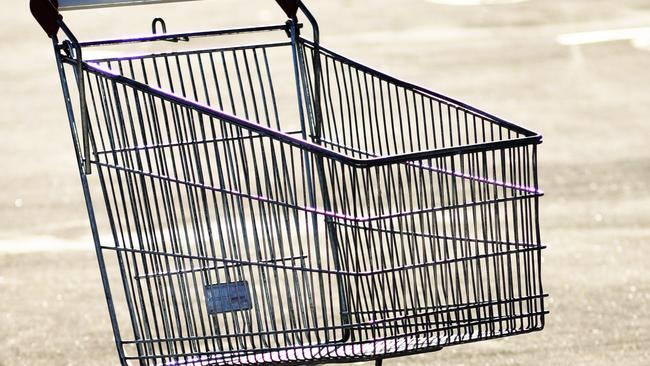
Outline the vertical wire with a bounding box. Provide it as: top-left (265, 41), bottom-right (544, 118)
top-left (116, 60), bottom-right (159, 358)
top-left (144, 57), bottom-right (183, 358)
top-left (261, 47), bottom-right (305, 346)
top-left (97, 68), bottom-right (149, 355)
top-left (136, 57), bottom-right (178, 361)
top-left (193, 51), bottom-right (223, 354)
top-left (181, 52), bottom-right (218, 353)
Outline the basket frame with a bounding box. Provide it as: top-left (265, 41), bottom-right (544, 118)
top-left (42, 2), bottom-right (546, 365)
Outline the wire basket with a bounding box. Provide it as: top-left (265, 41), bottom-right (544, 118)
top-left (32, 0), bottom-right (547, 365)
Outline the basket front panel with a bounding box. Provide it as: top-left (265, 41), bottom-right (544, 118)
top-left (319, 147), bottom-right (544, 346)
top-left (82, 68), bottom-right (355, 363)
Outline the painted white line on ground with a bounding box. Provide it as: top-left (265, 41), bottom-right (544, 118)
top-left (426, 0), bottom-right (529, 5)
top-left (0, 237), bottom-right (93, 253)
top-left (557, 27), bottom-right (650, 46)
top-left (632, 37), bottom-right (650, 51)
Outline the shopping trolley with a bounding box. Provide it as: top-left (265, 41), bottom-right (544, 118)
top-left (31, 0), bottom-right (547, 365)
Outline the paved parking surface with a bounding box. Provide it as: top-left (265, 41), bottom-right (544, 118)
top-left (1, 1), bottom-right (649, 365)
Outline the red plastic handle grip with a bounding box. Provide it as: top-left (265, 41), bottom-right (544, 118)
top-left (30, 0), bottom-right (60, 37)
top-left (275, 0), bottom-right (299, 18)
top-left (31, 0), bottom-right (300, 38)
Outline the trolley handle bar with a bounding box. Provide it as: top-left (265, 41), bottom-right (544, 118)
top-left (58, 0), bottom-right (202, 11)
top-left (31, 0), bottom-right (300, 37)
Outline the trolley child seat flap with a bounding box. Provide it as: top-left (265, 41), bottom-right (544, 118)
top-left (31, 0), bottom-right (547, 365)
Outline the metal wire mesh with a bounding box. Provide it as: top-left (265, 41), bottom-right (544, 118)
top-left (56, 25), bottom-right (545, 366)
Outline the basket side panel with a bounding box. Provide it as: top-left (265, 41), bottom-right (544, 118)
top-left (301, 42), bottom-right (534, 161)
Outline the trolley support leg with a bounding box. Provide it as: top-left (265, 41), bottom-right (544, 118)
top-left (51, 36), bottom-right (128, 365)
top-left (287, 14), bottom-right (352, 342)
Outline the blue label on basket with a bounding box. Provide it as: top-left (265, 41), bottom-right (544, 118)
top-left (204, 281), bottom-right (252, 314)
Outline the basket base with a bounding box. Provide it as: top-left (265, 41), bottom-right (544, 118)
top-left (166, 336), bottom-right (444, 366)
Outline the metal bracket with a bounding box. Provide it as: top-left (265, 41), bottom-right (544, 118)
top-left (152, 18), bottom-right (189, 42)
top-left (58, 20), bottom-right (92, 174)
top-left (284, 19), bottom-right (299, 38)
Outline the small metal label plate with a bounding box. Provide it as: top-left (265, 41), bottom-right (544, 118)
top-left (204, 281), bottom-right (252, 314)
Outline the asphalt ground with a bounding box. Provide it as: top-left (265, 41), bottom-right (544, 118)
top-left (1, 1), bottom-right (650, 365)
